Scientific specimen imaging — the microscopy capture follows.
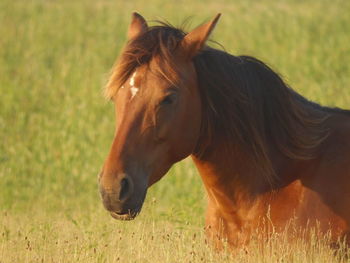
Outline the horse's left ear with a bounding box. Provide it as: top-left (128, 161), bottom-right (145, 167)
top-left (127, 12), bottom-right (148, 40)
top-left (182, 13), bottom-right (221, 58)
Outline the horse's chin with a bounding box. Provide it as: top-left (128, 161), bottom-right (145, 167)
top-left (110, 210), bottom-right (139, 221)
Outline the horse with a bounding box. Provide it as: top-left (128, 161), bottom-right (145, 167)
top-left (98, 12), bottom-right (350, 248)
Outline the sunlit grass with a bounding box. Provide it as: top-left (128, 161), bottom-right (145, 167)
top-left (1, 211), bottom-right (349, 263)
top-left (1, 0), bottom-right (350, 262)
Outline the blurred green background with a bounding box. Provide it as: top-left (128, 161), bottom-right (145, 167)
top-left (0, 0), bottom-right (349, 262)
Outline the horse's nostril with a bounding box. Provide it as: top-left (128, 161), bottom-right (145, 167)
top-left (119, 176), bottom-right (133, 202)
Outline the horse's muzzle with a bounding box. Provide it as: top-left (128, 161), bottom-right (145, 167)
top-left (99, 172), bottom-right (146, 220)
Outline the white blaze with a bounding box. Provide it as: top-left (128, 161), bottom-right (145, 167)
top-left (129, 72), bottom-right (136, 86)
top-left (129, 71), bottom-right (139, 99)
top-left (131, 87), bottom-right (139, 98)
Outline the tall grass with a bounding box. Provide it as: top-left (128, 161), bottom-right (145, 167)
top-left (1, 0), bottom-right (350, 262)
top-left (2, 211), bottom-right (349, 263)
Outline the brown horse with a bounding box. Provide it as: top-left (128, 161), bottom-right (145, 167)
top-left (99, 13), bottom-right (350, 248)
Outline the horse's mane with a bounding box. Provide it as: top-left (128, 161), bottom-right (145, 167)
top-left (193, 51), bottom-right (330, 180)
top-left (105, 22), bottom-right (347, 182)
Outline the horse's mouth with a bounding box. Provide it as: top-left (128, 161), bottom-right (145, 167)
top-left (109, 209), bottom-right (140, 221)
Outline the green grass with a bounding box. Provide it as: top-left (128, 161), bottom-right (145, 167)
top-left (1, 0), bottom-right (350, 262)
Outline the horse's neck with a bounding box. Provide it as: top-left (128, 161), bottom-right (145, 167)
top-left (191, 142), bottom-right (299, 216)
top-left (192, 150), bottom-right (263, 209)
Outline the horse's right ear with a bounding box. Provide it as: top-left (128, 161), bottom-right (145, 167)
top-left (127, 12), bottom-right (148, 40)
top-left (181, 14), bottom-right (221, 59)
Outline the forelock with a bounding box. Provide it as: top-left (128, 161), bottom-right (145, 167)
top-left (105, 23), bottom-right (186, 99)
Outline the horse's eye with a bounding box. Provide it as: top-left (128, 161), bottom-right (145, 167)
top-left (160, 93), bottom-right (177, 106)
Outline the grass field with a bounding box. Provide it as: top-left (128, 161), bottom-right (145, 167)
top-left (1, 0), bottom-right (350, 262)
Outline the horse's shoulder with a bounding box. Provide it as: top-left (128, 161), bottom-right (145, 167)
top-left (311, 112), bottom-right (350, 184)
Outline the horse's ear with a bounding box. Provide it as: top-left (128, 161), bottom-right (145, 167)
top-left (127, 12), bottom-right (148, 40)
top-left (182, 13), bottom-right (221, 58)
